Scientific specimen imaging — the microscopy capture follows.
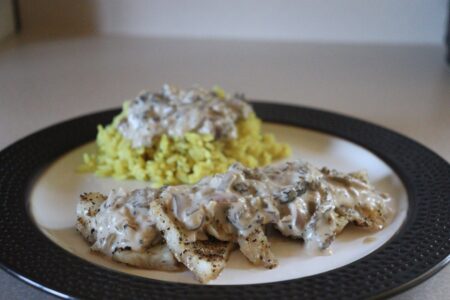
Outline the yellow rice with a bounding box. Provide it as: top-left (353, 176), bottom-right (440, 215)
top-left (79, 103), bottom-right (291, 186)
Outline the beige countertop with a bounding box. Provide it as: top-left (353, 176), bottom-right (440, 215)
top-left (0, 34), bottom-right (448, 299)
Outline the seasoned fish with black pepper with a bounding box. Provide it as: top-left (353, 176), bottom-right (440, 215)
top-left (76, 190), bottom-right (180, 271)
top-left (76, 160), bottom-right (391, 282)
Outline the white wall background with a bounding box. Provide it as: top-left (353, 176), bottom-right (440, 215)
top-left (19, 0), bottom-right (448, 45)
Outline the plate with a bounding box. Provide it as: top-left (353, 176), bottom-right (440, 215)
top-left (0, 102), bottom-right (449, 299)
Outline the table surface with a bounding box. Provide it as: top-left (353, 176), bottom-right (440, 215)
top-left (0, 33), bottom-right (448, 300)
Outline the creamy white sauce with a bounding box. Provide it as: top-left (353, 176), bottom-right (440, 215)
top-left (80, 160), bottom-right (391, 256)
top-left (90, 188), bottom-right (161, 256)
top-left (117, 84), bottom-right (253, 148)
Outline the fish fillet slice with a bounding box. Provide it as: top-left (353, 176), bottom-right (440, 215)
top-left (112, 244), bottom-right (180, 271)
top-left (150, 201), bottom-right (234, 283)
top-left (77, 192), bottom-right (180, 271)
top-left (237, 226), bottom-right (277, 269)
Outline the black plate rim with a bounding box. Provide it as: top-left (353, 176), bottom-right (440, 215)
top-left (0, 101), bottom-right (449, 300)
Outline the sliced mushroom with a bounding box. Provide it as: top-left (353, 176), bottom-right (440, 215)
top-left (182, 208), bottom-right (205, 231)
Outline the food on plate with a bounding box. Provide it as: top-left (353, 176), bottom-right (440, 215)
top-left (79, 84), bottom-right (290, 186)
top-left (76, 192), bottom-right (180, 271)
top-left (150, 202), bottom-right (235, 282)
top-left (76, 160), bottom-right (391, 283)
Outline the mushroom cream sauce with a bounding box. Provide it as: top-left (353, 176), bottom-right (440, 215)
top-left (86, 160), bottom-right (391, 258)
top-left (118, 84), bottom-right (253, 148)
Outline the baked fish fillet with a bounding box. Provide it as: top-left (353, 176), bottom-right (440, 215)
top-left (76, 192), bottom-right (180, 271)
top-left (149, 201), bottom-right (234, 283)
